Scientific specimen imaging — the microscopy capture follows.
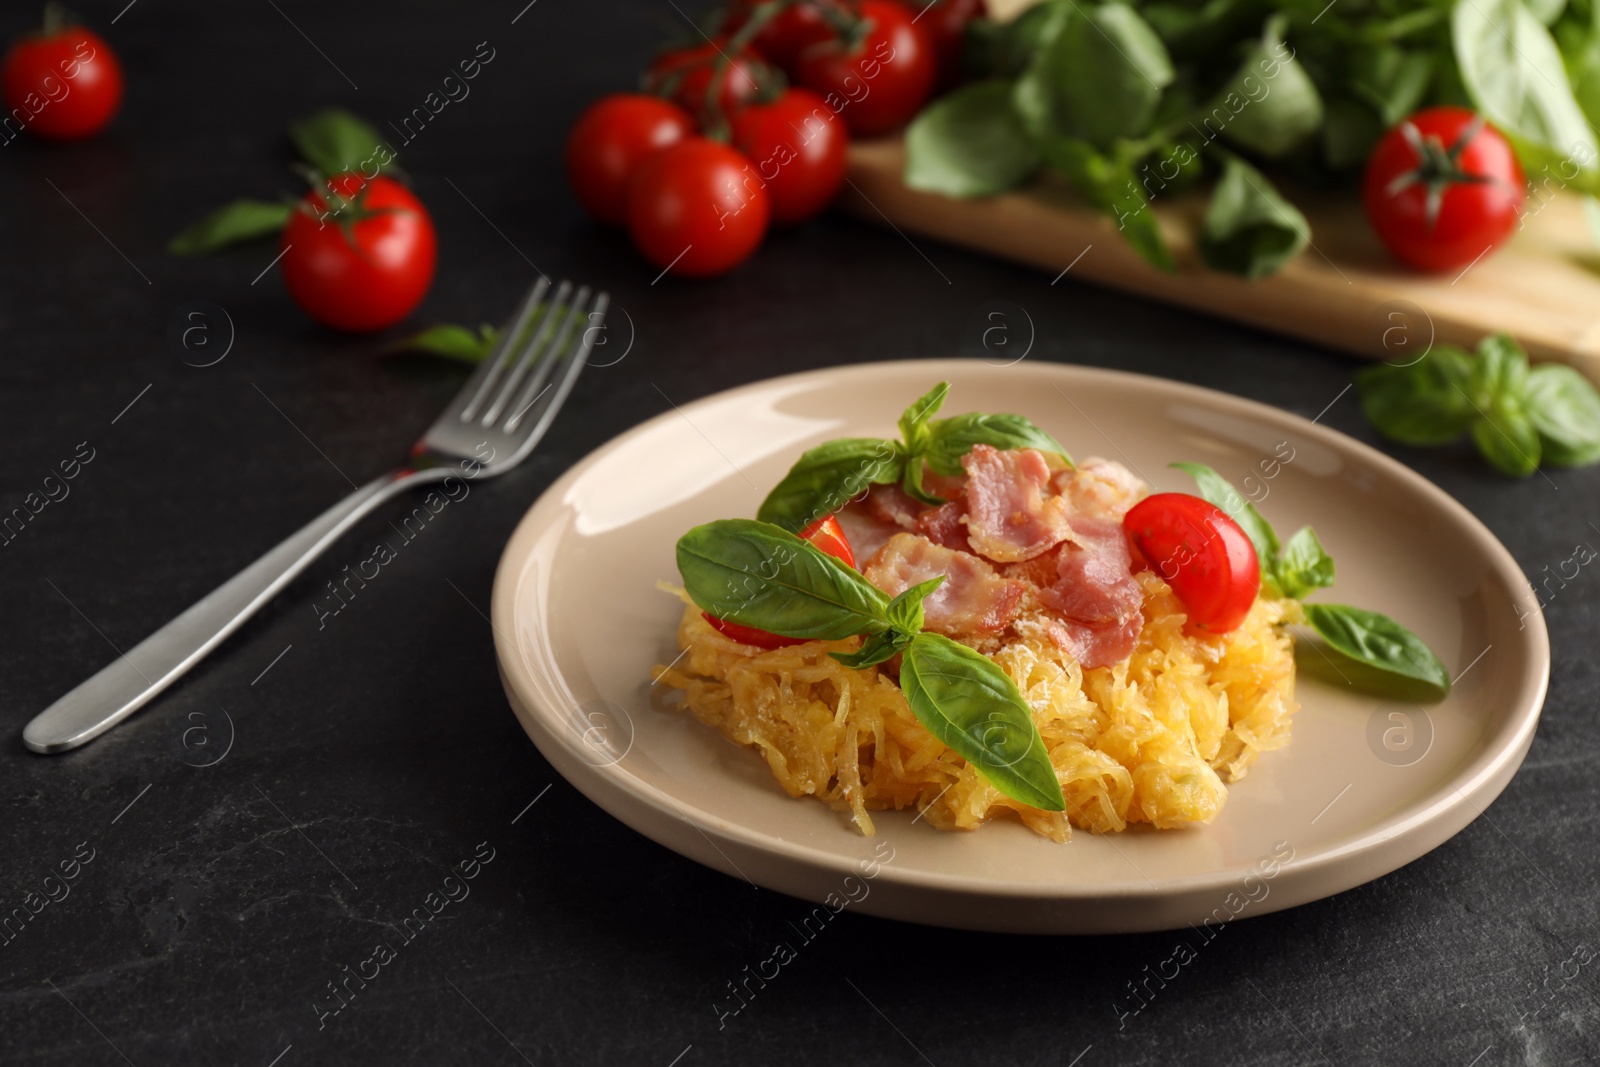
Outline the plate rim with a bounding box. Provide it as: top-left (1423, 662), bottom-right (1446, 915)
top-left (492, 359), bottom-right (1550, 911)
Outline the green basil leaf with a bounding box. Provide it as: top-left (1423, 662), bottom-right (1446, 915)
top-left (1014, 1), bottom-right (1174, 147)
top-left (831, 630), bottom-right (910, 670)
top-left (965, 0), bottom-right (1062, 78)
top-left (924, 412), bottom-right (1073, 476)
top-left (167, 199), bottom-right (292, 256)
top-left (677, 519), bottom-right (890, 640)
top-left (1355, 347), bottom-right (1478, 446)
top-left (904, 81), bottom-right (1042, 198)
top-left (756, 438), bottom-right (904, 534)
top-left (288, 107), bottom-right (392, 178)
top-left (1349, 45), bottom-right (1435, 127)
top-left (901, 457), bottom-right (945, 506)
top-left (1471, 404), bottom-right (1543, 476)
top-left (1170, 462), bottom-right (1280, 572)
top-left (1453, 0), bottom-right (1599, 169)
top-left (900, 633), bottom-right (1066, 811)
top-left (1275, 526), bottom-right (1335, 599)
top-left (1303, 604), bottom-right (1450, 700)
top-left (898, 381), bottom-right (950, 455)
top-left (1524, 362), bottom-right (1600, 465)
top-left (1471, 331), bottom-right (1531, 400)
top-left (1200, 154), bottom-right (1310, 279)
top-left (1557, 1), bottom-right (1600, 133)
top-left (394, 324), bottom-right (499, 363)
top-left (1206, 14), bottom-right (1324, 159)
top-left (886, 577), bottom-right (944, 636)
top-left (1043, 137), bottom-right (1176, 271)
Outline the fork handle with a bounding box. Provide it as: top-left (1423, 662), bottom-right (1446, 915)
top-left (23, 466), bottom-right (442, 753)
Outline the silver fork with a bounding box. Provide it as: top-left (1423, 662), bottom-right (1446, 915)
top-left (23, 276), bottom-right (607, 754)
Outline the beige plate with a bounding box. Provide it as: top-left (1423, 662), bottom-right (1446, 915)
top-left (491, 360), bottom-right (1549, 934)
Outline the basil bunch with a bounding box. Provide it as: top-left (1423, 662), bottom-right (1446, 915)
top-left (757, 382), bottom-right (1069, 533)
top-left (677, 519), bottom-right (1066, 812)
top-left (909, 0), bottom-right (1600, 278)
top-left (1358, 333), bottom-right (1600, 477)
top-left (1177, 463), bottom-right (1450, 701)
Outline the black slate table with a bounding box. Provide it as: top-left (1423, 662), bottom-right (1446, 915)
top-left (3, 2), bottom-right (1596, 1064)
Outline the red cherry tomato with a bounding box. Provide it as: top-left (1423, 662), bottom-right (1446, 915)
top-left (704, 515), bottom-right (856, 647)
top-left (898, 0), bottom-right (985, 89)
top-left (0, 16), bottom-right (122, 141)
top-left (625, 138), bottom-right (769, 278)
top-left (794, 0), bottom-right (934, 136)
top-left (1123, 493), bottom-right (1260, 634)
top-left (730, 87), bottom-right (848, 224)
top-left (645, 39), bottom-right (772, 124)
top-left (1363, 106), bottom-right (1526, 273)
top-left (723, 0), bottom-right (859, 72)
top-left (565, 94), bottom-right (695, 225)
top-left (280, 174), bottom-right (437, 333)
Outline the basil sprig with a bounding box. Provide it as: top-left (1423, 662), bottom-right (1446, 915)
top-left (1176, 463), bottom-right (1449, 701)
top-left (1358, 333), bottom-right (1600, 477)
top-left (676, 519), bottom-right (1066, 812)
top-left (757, 382), bottom-right (1070, 532)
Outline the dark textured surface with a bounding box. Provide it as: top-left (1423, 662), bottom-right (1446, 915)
top-left (1, 2), bottom-right (1596, 1065)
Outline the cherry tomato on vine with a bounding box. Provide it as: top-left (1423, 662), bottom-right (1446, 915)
top-left (794, 0), bottom-right (934, 136)
top-left (1363, 106), bottom-right (1526, 273)
top-left (722, 0), bottom-right (858, 72)
top-left (565, 93), bottom-right (695, 225)
top-left (730, 87), bottom-right (848, 224)
top-left (1123, 493), bottom-right (1259, 633)
top-left (280, 174), bottom-right (437, 333)
top-left (625, 137), bottom-right (769, 278)
top-left (896, 0), bottom-right (985, 89)
top-left (704, 515), bottom-right (857, 647)
top-left (645, 39), bottom-right (773, 125)
top-left (0, 10), bottom-right (122, 141)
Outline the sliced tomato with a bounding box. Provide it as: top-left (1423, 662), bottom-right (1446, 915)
top-left (1123, 493), bottom-right (1259, 633)
top-left (703, 513), bottom-right (856, 647)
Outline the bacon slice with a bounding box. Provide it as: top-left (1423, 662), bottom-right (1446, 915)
top-left (864, 533), bottom-right (1024, 636)
top-left (1037, 515), bottom-right (1144, 668)
top-left (837, 484), bottom-right (922, 561)
top-left (916, 499), bottom-right (970, 552)
top-left (961, 445), bottom-right (1072, 563)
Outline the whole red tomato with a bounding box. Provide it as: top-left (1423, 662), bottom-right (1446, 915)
top-left (566, 94), bottom-right (694, 224)
top-left (730, 87), bottom-right (848, 224)
top-left (722, 0), bottom-right (859, 72)
top-left (1363, 106), bottom-right (1526, 273)
top-left (794, 0), bottom-right (934, 136)
top-left (645, 39), bottom-right (773, 124)
top-left (1123, 493), bottom-right (1259, 633)
top-left (626, 138), bottom-right (768, 278)
top-left (280, 174), bottom-right (438, 333)
top-left (0, 13), bottom-right (122, 141)
top-left (903, 0), bottom-right (985, 89)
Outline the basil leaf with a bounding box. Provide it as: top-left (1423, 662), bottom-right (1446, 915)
top-left (1471, 403), bottom-right (1543, 476)
top-left (1015, 1), bottom-right (1174, 147)
top-left (1303, 604), bottom-right (1450, 700)
top-left (1200, 154), bottom-right (1310, 279)
top-left (1355, 347), bottom-right (1477, 446)
top-left (1453, 0), bottom-right (1599, 168)
top-left (757, 438), bottom-right (903, 533)
top-left (1170, 462), bottom-right (1280, 572)
top-left (1525, 363), bottom-right (1600, 465)
top-left (898, 381), bottom-right (950, 455)
top-left (1208, 15), bottom-right (1324, 159)
top-left (395, 324), bottom-right (499, 363)
top-left (1276, 526), bottom-right (1335, 599)
top-left (900, 633), bottom-right (1066, 811)
top-left (904, 81), bottom-right (1042, 198)
top-left (924, 413), bottom-right (1073, 476)
top-left (289, 107), bottom-right (392, 178)
top-left (167, 199), bottom-right (292, 256)
top-left (1350, 46), bottom-right (1435, 127)
top-left (831, 630), bottom-right (908, 670)
top-left (1043, 137), bottom-right (1175, 271)
top-left (902, 457), bottom-right (945, 506)
top-left (677, 519), bottom-right (890, 640)
top-left (834, 577), bottom-right (944, 669)
top-left (1471, 331), bottom-right (1531, 400)
top-left (964, 0), bottom-right (1061, 79)
top-left (886, 577), bottom-right (944, 636)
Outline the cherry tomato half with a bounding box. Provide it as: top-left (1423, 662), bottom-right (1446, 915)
top-left (730, 87), bottom-right (848, 224)
top-left (704, 514), bottom-right (856, 648)
top-left (723, 0), bottom-right (859, 73)
top-left (1363, 106), bottom-right (1526, 273)
top-left (645, 39), bottom-right (772, 125)
top-left (1123, 493), bottom-right (1259, 633)
top-left (794, 0), bottom-right (934, 136)
top-left (625, 137), bottom-right (769, 278)
top-left (0, 14), bottom-right (122, 141)
top-left (280, 174), bottom-right (438, 333)
top-left (566, 94), bottom-right (695, 225)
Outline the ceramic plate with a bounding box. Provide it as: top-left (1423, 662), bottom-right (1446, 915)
top-left (491, 360), bottom-right (1548, 934)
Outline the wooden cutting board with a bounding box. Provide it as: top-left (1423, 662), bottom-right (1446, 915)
top-left (843, 137), bottom-right (1600, 381)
